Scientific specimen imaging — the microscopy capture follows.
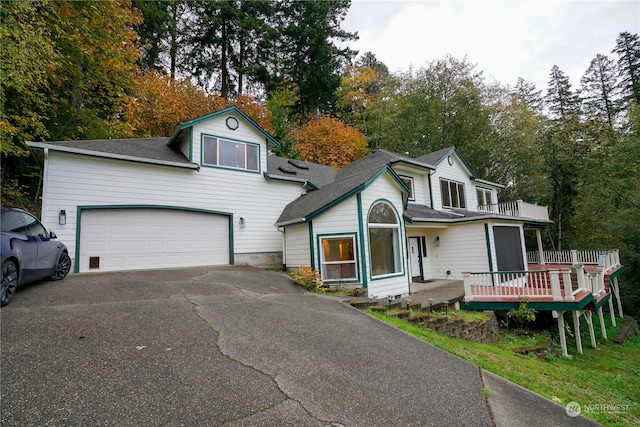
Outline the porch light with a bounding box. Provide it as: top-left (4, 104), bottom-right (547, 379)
top-left (435, 236), bottom-right (440, 247)
top-left (239, 217), bottom-right (246, 229)
top-left (58, 210), bottom-right (66, 225)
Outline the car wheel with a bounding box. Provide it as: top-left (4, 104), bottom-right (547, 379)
top-left (50, 252), bottom-right (71, 281)
top-left (1, 260), bottom-right (18, 307)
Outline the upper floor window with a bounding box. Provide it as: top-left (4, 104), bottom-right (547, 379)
top-left (202, 136), bottom-right (259, 171)
top-left (399, 175), bottom-right (415, 201)
top-left (440, 179), bottom-right (466, 209)
top-left (477, 187), bottom-right (492, 206)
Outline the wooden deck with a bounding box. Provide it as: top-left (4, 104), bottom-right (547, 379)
top-left (461, 263), bottom-right (623, 311)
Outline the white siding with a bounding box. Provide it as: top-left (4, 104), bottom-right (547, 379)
top-left (430, 152), bottom-right (475, 211)
top-left (413, 173), bottom-right (430, 206)
top-left (284, 223), bottom-right (311, 268)
top-left (42, 151), bottom-right (302, 263)
top-left (428, 222), bottom-right (489, 279)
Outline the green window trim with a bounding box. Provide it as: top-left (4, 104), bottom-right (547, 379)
top-left (317, 233), bottom-right (360, 283)
top-left (201, 134), bottom-right (261, 173)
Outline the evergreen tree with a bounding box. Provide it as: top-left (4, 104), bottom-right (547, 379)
top-left (278, 0), bottom-right (357, 121)
top-left (580, 54), bottom-right (621, 128)
top-left (612, 31), bottom-right (640, 105)
top-left (185, 0), bottom-right (276, 99)
top-left (133, 0), bottom-right (170, 72)
top-left (545, 65), bottom-right (580, 120)
top-left (513, 77), bottom-right (543, 113)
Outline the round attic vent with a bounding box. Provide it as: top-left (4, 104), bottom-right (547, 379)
top-left (226, 116), bottom-right (239, 130)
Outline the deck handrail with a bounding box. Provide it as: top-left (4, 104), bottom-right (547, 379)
top-left (527, 249), bottom-right (620, 271)
top-left (477, 200), bottom-right (549, 221)
top-left (464, 265), bottom-right (609, 302)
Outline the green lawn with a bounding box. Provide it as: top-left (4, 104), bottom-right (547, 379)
top-left (364, 309), bottom-right (639, 427)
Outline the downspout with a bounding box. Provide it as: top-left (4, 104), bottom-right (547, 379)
top-left (428, 172), bottom-right (434, 209)
top-left (278, 226), bottom-right (286, 271)
top-left (41, 148), bottom-right (49, 217)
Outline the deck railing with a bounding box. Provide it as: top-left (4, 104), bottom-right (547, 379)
top-left (477, 200), bottom-right (549, 221)
top-left (463, 264), bottom-right (607, 302)
top-left (527, 249), bottom-right (620, 272)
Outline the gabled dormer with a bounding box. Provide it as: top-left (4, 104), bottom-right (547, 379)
top-left (416, 147), bottom-right (502, 212)
top-left (167, 106), bottom-right (280, 173)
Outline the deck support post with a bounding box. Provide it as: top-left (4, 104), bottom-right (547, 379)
top-left (608, 295), bottom-right (617, 327)
top-left (553, 310), bottom-right (569, 357)
top-left (585, 311), bottom-right (597, 348)
top-left (612, 277), bottom-right (624, 318)
top-left (535, 229), bottom-right (545, 265)
top-left (598, 307), bottom-right (607, 340)
top-left (572, 310), bottom-right (583, 354)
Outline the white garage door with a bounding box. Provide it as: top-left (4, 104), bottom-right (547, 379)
top-left (79, 208), bottom-right (230, 272)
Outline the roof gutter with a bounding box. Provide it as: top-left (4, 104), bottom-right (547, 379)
top-left (26, 141), bottom-right (200, 171)
top-left (263, 173), bottom-right (319, 190)
top-left (274, 217), bottom-right (306, 227)
top-left (407, 214), bottom-right (552, 225)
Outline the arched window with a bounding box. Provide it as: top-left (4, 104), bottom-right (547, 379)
top-left (368, 202), bottom-right (402, 277)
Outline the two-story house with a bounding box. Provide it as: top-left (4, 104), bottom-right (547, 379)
top-left (27, 106), bottom-right (624, 352)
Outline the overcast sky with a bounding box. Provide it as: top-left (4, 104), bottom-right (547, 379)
top-left (342, 0), bottom-right (640, 92)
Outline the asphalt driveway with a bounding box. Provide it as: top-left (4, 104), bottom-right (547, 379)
top-left (1, 266), bottom-right (600, 426)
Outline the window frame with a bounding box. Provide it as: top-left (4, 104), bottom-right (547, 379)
top-left (399, 175), bottom-right (415, 201)
top-left (440, 178), bottom-right (466, 209)
top-left (367, 201), bottom-right (404, 279)
top-left (476, 187), bottom-right (493, 207)
top-left (201, 134), bottom-right (260, 173)
top-left (318, 234), bottom-right (359, 283)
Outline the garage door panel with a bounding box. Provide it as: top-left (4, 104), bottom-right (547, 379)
top-left (80, 209), bottom-right (230, 272)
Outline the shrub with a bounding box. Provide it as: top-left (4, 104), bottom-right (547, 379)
top-left (291, 267), bottom-right (323, 291)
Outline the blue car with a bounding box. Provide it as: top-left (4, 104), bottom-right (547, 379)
top-left (1, 207), bottom-right (71, 306)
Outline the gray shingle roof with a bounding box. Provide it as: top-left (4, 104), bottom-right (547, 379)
top-left (28, 138), bottom-right (195, 167)
top-left (267, 156), bottom-right (337, 187)
top-left (275, 149), bottom-right (439, 226)
top-left (335, 149), bottom-right (434, 181)
top-left (404, 204), bottom-right (510, 223)
top-left (414, 146), bottom-right (455, 166)
top-left (275, 167), bottom-right (391, 225)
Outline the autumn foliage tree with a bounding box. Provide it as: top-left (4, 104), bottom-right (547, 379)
top-left (124, 73), bottom-right (273, 137)
top-left (124, 72), bottom-right (225, 137)
top-left (292, 116), bottom-right (368, 168)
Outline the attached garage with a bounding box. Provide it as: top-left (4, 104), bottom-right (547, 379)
top-left (77, 207), bottom-right (232, 273)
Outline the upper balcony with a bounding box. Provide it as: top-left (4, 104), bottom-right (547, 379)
top-left (477, 200), bottom-right (550, 222)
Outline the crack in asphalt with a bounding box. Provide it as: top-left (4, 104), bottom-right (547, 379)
top-left (177, 287), bottom-right (334, 426)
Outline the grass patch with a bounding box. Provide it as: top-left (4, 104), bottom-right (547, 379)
top-left (364, 309), bottom-right (639, 426)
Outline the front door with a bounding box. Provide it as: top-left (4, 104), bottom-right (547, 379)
top-left (409, 237), bottom-right (421, 279)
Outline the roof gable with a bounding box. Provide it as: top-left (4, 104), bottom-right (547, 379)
top-left (169, 106), bottom-right (279, 149)
top-left (275, 165), bottom-right (408, 226)
top-left (335, 149), bottom-right (434, 182)
top-left (416, 146), bottom-right (477, 178)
